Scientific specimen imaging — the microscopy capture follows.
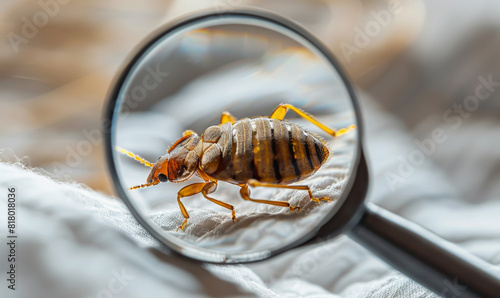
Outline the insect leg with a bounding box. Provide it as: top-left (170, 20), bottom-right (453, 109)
top-left (201, 182), bottom-right (237, 223)
top-left (247, 179), bottom-right (330, 203)
top-left (183, 129), bottom-right (196, 136)
top-left (176, 183), bottom-right (207, 231)
top-left (269, 103), bottom-right (356, 137)
top-left (239, 184), bottom-right (301, 212)
top-left (220, 111), bottom-right (237, 124)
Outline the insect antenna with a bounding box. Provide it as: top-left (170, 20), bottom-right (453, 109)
top-left (115, 146), bottom-right (154, 168)
top-left (129, 181), bottom-right (158, 190)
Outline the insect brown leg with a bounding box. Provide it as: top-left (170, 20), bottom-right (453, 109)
top-left (176, 183), bottom-right (207, 231)
top-left (269, 103), bottom-right (356, 137)
top-left (239, 184), bottom-right (301, 212)
top-left (201, 182), bottom-right (237, 223)
top-left (220, 111), bottom-right (237, 124)
top-left (246, 179), bottom-right (330, 204)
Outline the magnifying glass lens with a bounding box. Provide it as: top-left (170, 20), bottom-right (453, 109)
top-left (110, 14), bottom-right (358, 263)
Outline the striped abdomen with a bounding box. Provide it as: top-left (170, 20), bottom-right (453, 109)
top-left (199, 118), bottom-right (329, 185)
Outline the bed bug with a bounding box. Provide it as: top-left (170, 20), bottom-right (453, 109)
top-left (116, 103), bottom-right (355, 230)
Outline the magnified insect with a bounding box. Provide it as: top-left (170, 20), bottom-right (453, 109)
top-left (117, 103), bottom-right (355, 230)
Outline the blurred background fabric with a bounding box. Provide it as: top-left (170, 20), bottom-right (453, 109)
top-left (1, 0), bottom-right (500, 297)
top-left (0, 0), bottom-right (424, 193)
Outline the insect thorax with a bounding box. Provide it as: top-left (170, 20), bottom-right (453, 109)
top-left (167, 133), bottom-right (202, 182)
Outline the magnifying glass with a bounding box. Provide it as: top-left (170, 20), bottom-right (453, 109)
top-left (104, 10), bottom-right (500, 297)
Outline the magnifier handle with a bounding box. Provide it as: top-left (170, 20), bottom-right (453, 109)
top-left (348, 203), bottom-right (500, 298)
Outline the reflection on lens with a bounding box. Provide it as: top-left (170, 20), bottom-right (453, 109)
top-left (111, 14), bottom-right (358, 262)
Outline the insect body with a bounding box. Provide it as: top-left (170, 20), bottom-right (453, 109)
top-left (117, 104), bottom-right (355, 230)
top-left (201, 117), bottom-right (328, 184)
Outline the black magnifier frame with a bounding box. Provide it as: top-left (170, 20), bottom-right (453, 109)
top-left (104, 10), bottom-right (500, 297)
